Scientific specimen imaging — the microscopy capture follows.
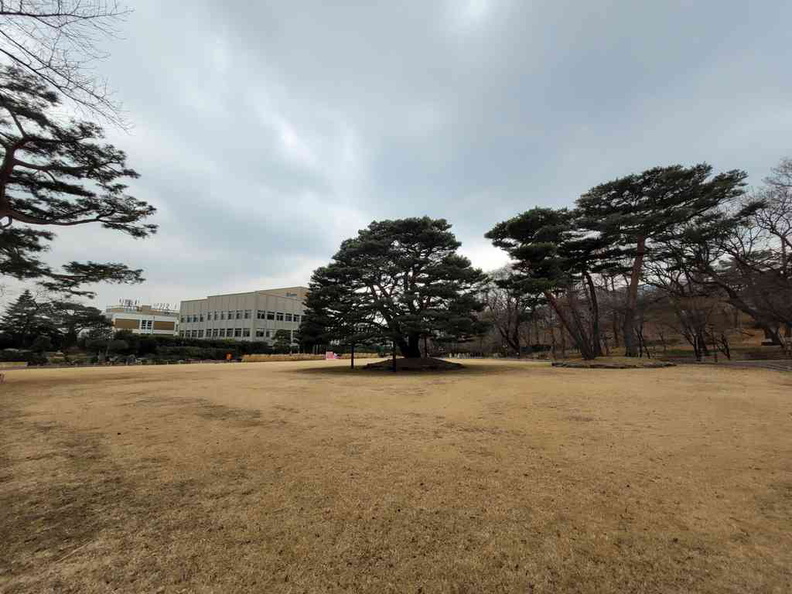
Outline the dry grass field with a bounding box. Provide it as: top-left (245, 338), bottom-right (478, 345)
top-left (1, 360), bottom-right (790, 593)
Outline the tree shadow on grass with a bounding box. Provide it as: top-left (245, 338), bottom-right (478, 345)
top-left (290, 360), bottom-right (530, 377)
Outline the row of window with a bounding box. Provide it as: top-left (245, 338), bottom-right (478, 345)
top-left (140, 320), bottom-right (153, 330)
top-left (180, 310), bottom-right (301, 324)
top-left (179, 328), bottom-right (296, 339)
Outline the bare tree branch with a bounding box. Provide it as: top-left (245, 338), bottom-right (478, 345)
top-left (0, 1), bottom-right (131, 125)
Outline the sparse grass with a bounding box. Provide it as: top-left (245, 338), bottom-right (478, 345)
top-left (0, 360), bottom-right (790, 593)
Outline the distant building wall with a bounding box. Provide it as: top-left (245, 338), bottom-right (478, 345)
top-left (105, 304), bottom-right (179, 336)
top-left (178, 286), bottom-right (308, 343)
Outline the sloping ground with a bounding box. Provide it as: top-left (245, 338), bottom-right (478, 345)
top-left (0, 360), bottom-right (790, 593)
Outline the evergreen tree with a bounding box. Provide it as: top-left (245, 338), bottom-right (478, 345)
top-left (0, 289), bottom-right (53, 347)
top-left (305, 217), bottom-right (486, 358)
top-left (576, 164), bottom-right (747, 356)
top-left (47, 301), bottom-right (110, 348)
top-left (486, 208), bottom-right (608, 359)
top-left (0, 66), bottom-right (156, 297)
top-left (272, 329), bottom-right (293, 353)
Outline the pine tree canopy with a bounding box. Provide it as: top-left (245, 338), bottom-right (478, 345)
top-left (301, 217), bottom-right (486, 358)
top-left (0, 289), bottom-right (51, 347)
top-left (576, 164), bottom-right (748, 248)
top-left (0, 66), bottom-right (156, 296)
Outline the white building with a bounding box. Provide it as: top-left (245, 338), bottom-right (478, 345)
top-left (105, 302), bottom-right (179, 336)
top-left (178, 286), bottom-right (307, 343)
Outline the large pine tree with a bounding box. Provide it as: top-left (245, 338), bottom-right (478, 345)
top-left (0, 66), bottom-right (156, 297)
top-left (302, 217), bottom-right (486, 358)
top-left (486, 207), bottom-right (607, 359)
top-left (0, 289), bottom-right (52, 347)
top-left (576, 164), bottom-right (747, 357)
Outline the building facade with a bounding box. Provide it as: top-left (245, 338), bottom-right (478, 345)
top-left (105, 303), bottom-right (179, 336)
top-left (178, 286), bottom-right (308, 343)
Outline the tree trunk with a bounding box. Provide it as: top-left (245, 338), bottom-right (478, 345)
top-left (560, 327), bottom-right (567, 358)
top-left (392, 340), bottom-right (397, 371)
top-left (543, 291), bottom-right (597, 359)
top-left (693, 335), bottom-right (702, 362)
top-left (623, 236), bottom-right (647, 357)
top-left (584, 272), bottom-right (603, 358)
top-left (515, 328), bottom-right (521, 359)
top-left (397, 334), bottom-right (422, 358)
top-left (350, 343), bottom-right (355, 369)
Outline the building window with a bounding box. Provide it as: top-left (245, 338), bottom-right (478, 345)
top-left (140, 319), bottom-right (153, 331)
top-left (227, 310), bottom-right (234, 320)
top-left (220, 311), bottom-right (226, 320)
top-left (179, 331), bottom-right (184, 337)
top-left (218, 329), bottom-right (225, 338)
top-left (294, 314), bottom-right (300, 323)
top-left (243, 328), bottom-right (250, 337)
top-left (235, 310), bottom-right (242, 320)
top-left (267, 311), bottom-right (275, 320)
top-left (244, 309), bottom-right (251, 319)
top-left (234, 328), bottom-right (242, 337)
top-left (276, 312), bottom-right (284, 321)
top-left (285, 313), bottom-right (293, 322)
top-left (198, 330), bottom-right (204, 338)
top-left (180, 316), bottom-right (185, 323)
top-left (199, 314), bottom-right (204, 322)
top-left (265, 330), bottom-right (271, 338)
top-left (227, 328), bottom-right (234, 337)
top-left (256, 310), bottom-right (265, 319)
top-left (256, 328), bottom-right (265, 337)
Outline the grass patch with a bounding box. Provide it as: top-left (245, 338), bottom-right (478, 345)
top-left (0, 360), bottom-right (790, 592)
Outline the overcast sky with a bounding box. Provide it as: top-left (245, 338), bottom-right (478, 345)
top-left (24, 0), bottom-right (792, 310)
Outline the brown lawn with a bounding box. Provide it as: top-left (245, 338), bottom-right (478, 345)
top-left (0, 360), bottom-right (790, 593)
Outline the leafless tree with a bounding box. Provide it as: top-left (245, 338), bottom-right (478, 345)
top-left (480, 266), bottom-right (538, 357)
top-left (0, 1), bottom-right (130, 123)
top-left (753, 158), bottom-right (792, 273)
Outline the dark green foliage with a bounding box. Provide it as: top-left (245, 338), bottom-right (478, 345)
top-left (302, 217), bottom-right (486, 358)
top-left (0, 292), bottom-right (110, 350)
top-left (47, 300), bottom-right (110, 347)
top-left (272, 329), bottom-right (293, 353)
top-left (0, 347), bottom-right (47, 365)
top-left (0, 289), bottom-right (53, 347)
top-left (0, 66), bottom-right (156, 297)
top-left (488, 165), bottom-right (751, 359)
top-left (100, 332), bottom-right (274, 361)
top-left (30, 334), bottom-right (52, 352)
top-left (576, 164), bottom-right (748, 356)
top-left (486, 208), bottom-right (604, 359)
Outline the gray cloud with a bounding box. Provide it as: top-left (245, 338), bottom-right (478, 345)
top-left (27, 0), bottom-right (792, 308)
